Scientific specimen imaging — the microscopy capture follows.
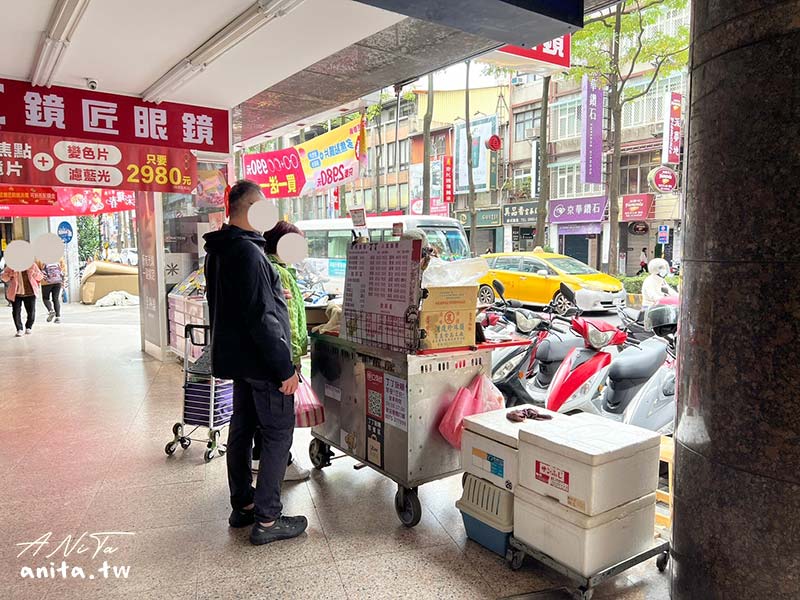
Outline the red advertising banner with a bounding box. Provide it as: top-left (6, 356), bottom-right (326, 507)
top-left (0, 77), bottom-right (230, 153)
top-left (662, 92), bottom-right (683, 165)
top-left (0, 185), bottom-right (57, 206)
top-left (0, 132), bottom-right (196, 193)
top-left (621, 193), bottom-right (655, 222)
top-left (443, 155), bottom-right (454, 204)
top-left (497, 35), bottom-right (571, 69)
top-left (0, 187), bottom-right (136, 217)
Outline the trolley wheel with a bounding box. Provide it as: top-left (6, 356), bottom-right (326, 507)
top-left (179, 437), bottom-right (191, 449)
top-left (506, 549), bottom-right (525, 571)
top-left (217, 446), bottom-right (226, 456)
top-left (172, 422), bottom-right (183, 436)
top-left (657, 551), bottom-right (670, 572)
top-left (164, 442), bottom-right (177, 456)
top-left (309, 439), bottom-right (332, 470)
top-left (394, 487), bottom-right (422, 528)
top-left (204, 449), bottom-right (215, 462)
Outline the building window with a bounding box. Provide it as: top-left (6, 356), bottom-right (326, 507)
top-left (622, 72), bottom-right (687, 128)
top-left (513, 167), bottom-right (532, 193)
top-left (551, 94), bottom-right (582, 141)
top-left (399, 139), bottom-right (409, 169)
top-left (619, 150), bottom-right (664, 196)
top-left (514, 109), bottom-right (540, 142)
top-left (431, 134), bottom-right (446, 158)
top-left (400, 183), bottom-right (409, 209)
top-left (364, 188), bottom-right (374, 211)
top-left (387, 184), bottom-right (399, 209)
top-left (387, 142), bottom-right (396, 171)
top-left (549, 162), bottom-right (604, 199)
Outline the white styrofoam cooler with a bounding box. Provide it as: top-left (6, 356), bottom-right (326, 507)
top-left (514, 485), bottom-right (656, 577)
top-left (518, 412), bottom-right (660, 515)
top-left (462, 405), bottom-right (561, 492)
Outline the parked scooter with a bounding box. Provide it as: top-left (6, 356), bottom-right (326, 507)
top-left (623, 304), bottom-right (679, 434)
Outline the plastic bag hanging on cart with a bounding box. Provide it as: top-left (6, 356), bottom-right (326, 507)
top-left (438, 374), bottom-right (504, 449)
top-left (295, 380), bottom-right (325, 428)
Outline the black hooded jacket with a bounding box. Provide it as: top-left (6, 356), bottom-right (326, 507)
top-left (203, 225), bottom-right (295, 384)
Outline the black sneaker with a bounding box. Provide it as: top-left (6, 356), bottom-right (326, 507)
top-left (228, 507), bottom-right (255, 528)
top-left (249, 515), bottom-right (308, 545)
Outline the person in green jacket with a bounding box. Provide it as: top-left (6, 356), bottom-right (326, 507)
top-left (252, 221), bottom-right (311, 481)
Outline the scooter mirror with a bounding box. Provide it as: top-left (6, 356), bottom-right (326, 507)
top-left (492, 279), bottom-right (506, 297)
top-left (559, 282), bottom-right (577, 305)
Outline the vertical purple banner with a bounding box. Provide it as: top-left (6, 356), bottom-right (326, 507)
top-left (580, 75), bottom-right (604, 185)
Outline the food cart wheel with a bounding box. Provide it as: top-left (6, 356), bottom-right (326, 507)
top-left (657, 551), bottom-right (670, 572)
top-left (309, 439), bottom-right (333, 470)
top-left (164, 442), bottom-right (177, 456)
top-left (394, 487), bottom-right (422, 528)
top-left (506, 548), bottom-right (525, 571)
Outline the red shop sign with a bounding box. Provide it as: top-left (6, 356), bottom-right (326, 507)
top-left (0, 77), bottom-right (229, 153)
top-left (0, 185), bottom-right (57, 206)
top-left (0, 131), bottom-right (197, 193)
top-left (0, 187), bottom-right (136, 217)
top-left (621, 193), bottom-right (655, 221)
top-left (662, 92), bottom-right (683, 165)
top-left (442, 155), bottom-right (454, 204)
top-left (497, 34), bottom-right (571, 69)
top-left (648, 166), bottom-right (678, 193)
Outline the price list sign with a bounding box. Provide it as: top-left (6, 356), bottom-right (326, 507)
top-left (342, 240), bottom-right (422, 352)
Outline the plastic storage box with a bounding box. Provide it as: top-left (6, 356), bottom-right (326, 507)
top-left (514, 485), bottom-right (656, 576)
top-left (518, 412), bottom-right (660, 516)
top-left (462, 405), bottom-right (561, 492)
top-left (456, 473), bottom-right (513, 556)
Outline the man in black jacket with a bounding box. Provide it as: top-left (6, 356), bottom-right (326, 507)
top-left (204, 179), bottom-right (307, 545)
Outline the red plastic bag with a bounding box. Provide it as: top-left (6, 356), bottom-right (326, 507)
top-left (438, 374), bottom-right (504, 449)
top-left (295, 380), bottom-right (325, 428)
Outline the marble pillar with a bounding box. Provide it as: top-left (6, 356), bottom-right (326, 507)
top-left (672, 2), bottom-right (800, 598)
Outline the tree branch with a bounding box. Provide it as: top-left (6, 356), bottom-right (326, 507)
top-left (619, 45), bottom-right (688, 106)
top-left (584, 0), bottom-right (668, 25)
top-left (618, 0), bottom-right (648, 97)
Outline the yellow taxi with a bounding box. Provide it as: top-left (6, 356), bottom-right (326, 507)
top-left (478, 252), bottom-right (625, 313)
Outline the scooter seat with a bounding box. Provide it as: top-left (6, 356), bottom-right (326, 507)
top-left (608, 340), bottom-right (667, 381)
top-left (536, 336), bottom-right (584, 363)
top-left (623, 307), bottom-right (643, 323)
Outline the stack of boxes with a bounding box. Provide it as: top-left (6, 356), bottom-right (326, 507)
top-left (458, 408), bottom-right (661, 576)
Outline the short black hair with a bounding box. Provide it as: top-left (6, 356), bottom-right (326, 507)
top-left (264, 221), bottom-right (302, 254)
top-left (228, 179), bottom-right (261, 215)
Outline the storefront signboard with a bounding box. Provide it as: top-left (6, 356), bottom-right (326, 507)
top-left (628, 221), bottom-right (649, 235)
top-left (662, 92), bottom-right (683, 165)
top-left (0, 187), bottom-right (136, 217)
top-left (0, 185), bottom-right (57, 206)
top-left (496, 35), bottom-right (572, 69)
top-left (454, 115), bottom-right (498, 194)
top-left (557, 223), bottom-right (602, 235)
top-left (242, 118), bottom-right (366, 199)
top-left (621, 193), bottom-right (655, 221)
top-left (0, 77), bottom-right (229, 153)
top-left (456, 208), bottom-right (502, 228)
top-left (648, 166), bottom-right (678, 193)
top-left (549, 196), bottom-right (607, 224)
top-left (580, 76), bottom-right (604, 185)
top-left (502, 201), bottom-right (538, 225)
top-left (658, 224), bottom-right (670, 244)
top-left (57, 221), bottom-right (73, 243)
top-left (0, 131), bottom-right (196, 193)
top-left (442, 156), bottom-right (454, 203)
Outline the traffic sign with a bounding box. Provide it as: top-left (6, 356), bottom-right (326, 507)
top-left (57, 221), bottom-right (73, 244)
top-left (657, 224), bottom-right (670, 245)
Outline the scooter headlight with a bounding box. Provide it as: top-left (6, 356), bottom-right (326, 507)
top-left (587, 324), bottom-right (615, 349)
top-left (493, 356), bottom-right (521, 382)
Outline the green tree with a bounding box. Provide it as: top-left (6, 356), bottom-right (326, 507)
top-left (570, 0), bottom-right (689, 273)
top-left (76, 216), bottom-right (100, 262)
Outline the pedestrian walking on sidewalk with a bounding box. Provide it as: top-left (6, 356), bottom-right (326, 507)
top-left (37, 258), bottom-right (66, 323)
top-left (1, 264), bottom-right (43, 336)
top-left (203, 179), bottom-right (308, 546)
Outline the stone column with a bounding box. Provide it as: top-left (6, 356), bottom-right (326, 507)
top-left (672, 2), bottom-right (800, 598)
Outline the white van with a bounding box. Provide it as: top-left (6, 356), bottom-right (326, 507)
top-left (295, 215), bottom-right (470, 295)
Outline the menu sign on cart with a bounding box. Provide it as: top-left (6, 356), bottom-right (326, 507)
top-left (342, 240), bottom-right (423, 353)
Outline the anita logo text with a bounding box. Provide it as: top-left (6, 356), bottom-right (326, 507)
top-left (16, 531), bottom-right (134, 581)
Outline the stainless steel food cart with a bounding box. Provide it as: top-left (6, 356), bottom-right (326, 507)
top-left (309, 333), bottom-right (492, 527)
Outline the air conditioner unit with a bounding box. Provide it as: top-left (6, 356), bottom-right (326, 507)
top-left (511, 76), bottom-right (525, 86)
top-left (525, 127), bottom-right (540, 140)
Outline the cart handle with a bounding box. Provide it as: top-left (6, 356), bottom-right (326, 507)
top-left (185, 324), bottom-right (210, 347)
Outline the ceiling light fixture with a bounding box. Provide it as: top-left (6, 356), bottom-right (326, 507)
top-left (30, 0), bottom-right (91, 87)
top-left (142, 0), bottom-right (305, 103)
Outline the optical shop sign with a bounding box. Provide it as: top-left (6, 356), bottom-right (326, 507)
top-left (0, 77), bottom-right (229, 153)
top-left (243, 118), bottom-right (365, 198)
top-left (0, 131), bottom-right (197, 193)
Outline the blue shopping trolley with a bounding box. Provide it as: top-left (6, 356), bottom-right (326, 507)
top-left (165, 324), bottom-right (232, 461)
